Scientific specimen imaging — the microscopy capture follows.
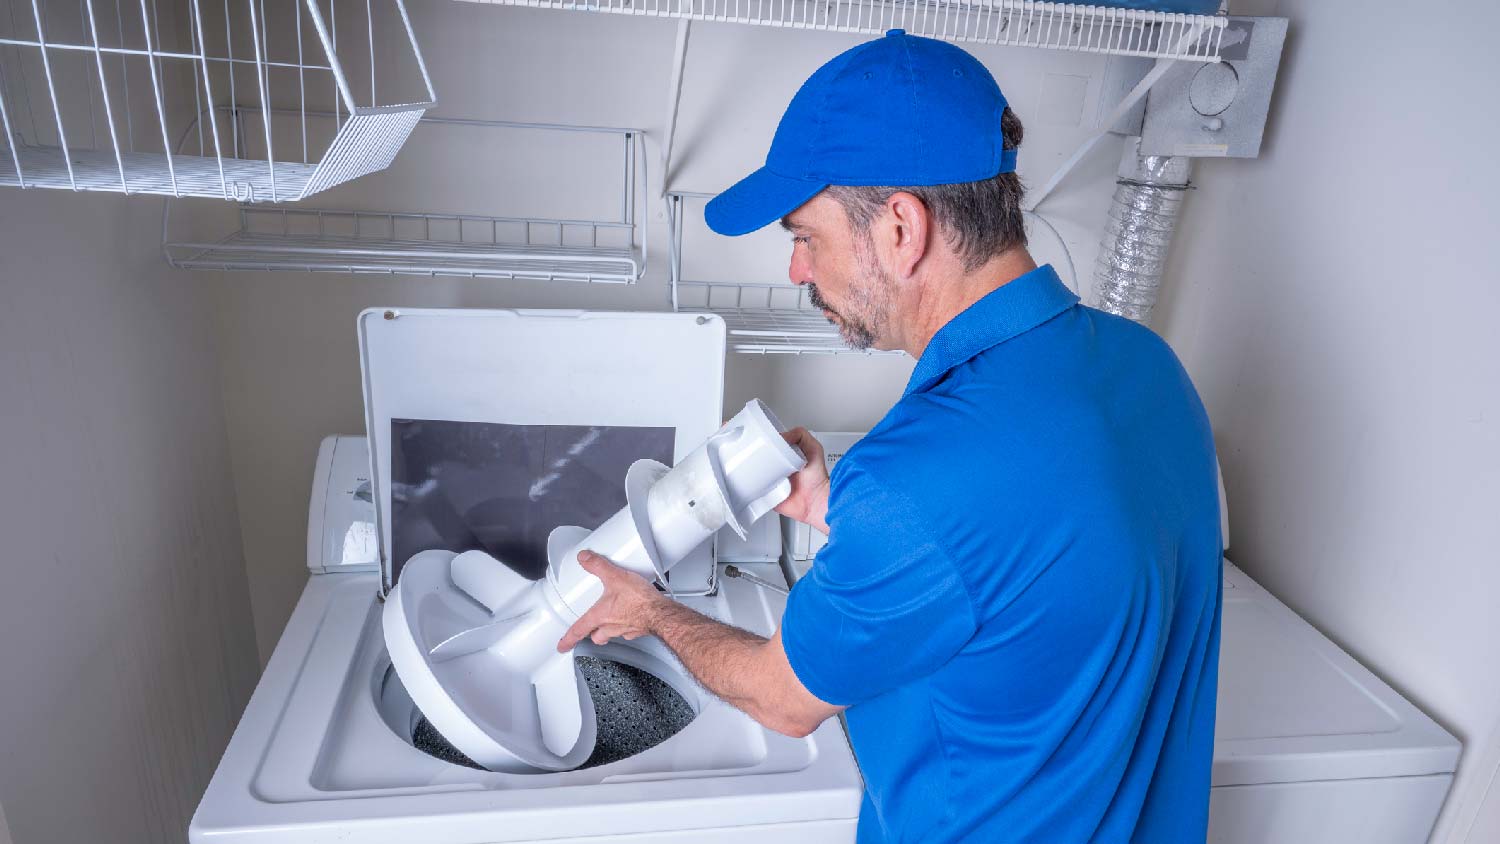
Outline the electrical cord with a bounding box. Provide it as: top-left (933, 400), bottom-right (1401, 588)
top-left (1022, 209), bottom-right (1079, 298)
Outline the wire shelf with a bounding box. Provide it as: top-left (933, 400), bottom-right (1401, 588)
top-left (165, 117), bottom-right (647, 283)
top-left (0, 0), bottom-right (435, 201)
top-left (668, 191), bottom-right (896, 355)
top-left (454, 0), bottom-right (1228, 62)
top-left (676, 279), bottom-right (891, 355)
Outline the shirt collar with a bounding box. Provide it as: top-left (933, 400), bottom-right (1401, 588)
top-left (903, 264), bottom-right (1078, 398)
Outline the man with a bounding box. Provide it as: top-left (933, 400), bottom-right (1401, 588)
top-left (557, 30), bottom-right (1222, 844)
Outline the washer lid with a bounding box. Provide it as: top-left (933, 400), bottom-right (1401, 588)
top-left (357, 308), bottom-right (726, 593)
top-left (1213, 563), bottom-right (1460, 786)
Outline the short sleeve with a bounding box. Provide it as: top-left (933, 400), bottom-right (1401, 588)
top-left (781, 462), bottom-right (978, 707)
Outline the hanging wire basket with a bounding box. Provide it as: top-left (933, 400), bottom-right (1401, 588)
top-left (0, 0), bottom-right (435, 201)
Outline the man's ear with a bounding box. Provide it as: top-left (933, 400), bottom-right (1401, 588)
top-left (883, 191), bottom-right (931, 279)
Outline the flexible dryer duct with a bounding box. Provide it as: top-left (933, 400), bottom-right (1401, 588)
top-left (1094, 137), bottom-right (1193, 324)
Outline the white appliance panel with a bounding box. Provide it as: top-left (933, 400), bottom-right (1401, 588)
top-left (1214, 563), bottom-right (1459, 787)
top-left (307, 435), bottom-right (380, 573)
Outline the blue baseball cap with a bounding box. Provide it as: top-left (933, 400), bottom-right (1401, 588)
top-left (705, 29), bottom-right (1017, 237)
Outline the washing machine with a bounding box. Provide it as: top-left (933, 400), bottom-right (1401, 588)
top-left (190, 309), bottom-right (864, 843)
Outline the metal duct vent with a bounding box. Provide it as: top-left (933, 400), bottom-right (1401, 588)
top-left (1094, 137), bottom-right (1192, 324)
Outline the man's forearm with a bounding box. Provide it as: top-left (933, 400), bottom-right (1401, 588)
top-left (648, 599), bottom-right (767, 711)
top-left (560, 550), bottom-right (836, 737)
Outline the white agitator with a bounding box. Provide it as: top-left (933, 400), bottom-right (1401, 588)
top-left (383, 399), bottom-right (806, 772)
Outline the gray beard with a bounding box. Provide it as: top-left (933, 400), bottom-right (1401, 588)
top-left (806, 279), bottom-right (882, 351)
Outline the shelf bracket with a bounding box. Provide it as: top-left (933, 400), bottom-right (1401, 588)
top-left (1025, 19), bottom-right (1208, 212)
top-left (660, 19), bottom-right (691, 197)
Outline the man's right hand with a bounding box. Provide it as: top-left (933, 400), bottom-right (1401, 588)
top-left (775, 427), bottom-right (831, 535)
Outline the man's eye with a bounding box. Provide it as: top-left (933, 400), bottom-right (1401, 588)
top-left (792, 236), bottom-right (811, 245)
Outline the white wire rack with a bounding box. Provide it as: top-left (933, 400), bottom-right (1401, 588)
top-left (454, 0), bottom-right (1228, 62)
top-left (668, 191), bottom-right (896, 355)
top-left (164, 117), bottom-right (647, 283)
top-left (0, 0), bottom-right (434, 200)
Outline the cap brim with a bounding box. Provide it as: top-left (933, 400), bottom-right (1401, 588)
top-left (705, 167), bottom-right (828, 237)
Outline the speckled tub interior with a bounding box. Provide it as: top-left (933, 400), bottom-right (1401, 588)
top-left (409, 656), bottom-right (697, 771)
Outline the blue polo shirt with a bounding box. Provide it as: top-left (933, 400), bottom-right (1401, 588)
top-left (782, 264), bottom-right (1222, 844)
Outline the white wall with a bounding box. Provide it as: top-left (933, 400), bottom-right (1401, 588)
top-left (1157, 2), bottom-right (1500, 842)
top-left (216, 0), bottom-right (1138, 662)
top-left (0, 187), bottom-right (260, 842)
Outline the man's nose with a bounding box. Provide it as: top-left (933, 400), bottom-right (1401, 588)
top-left (788, 244), bottom-right (813, 286)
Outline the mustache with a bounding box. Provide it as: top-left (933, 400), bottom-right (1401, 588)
top-left (805, 283), bottom-right (839, 319)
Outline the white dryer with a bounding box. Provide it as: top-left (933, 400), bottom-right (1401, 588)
top-left (190, 310), bottom-right (863, 843)
top-left (1211, 562), bottom-right (1458, 843)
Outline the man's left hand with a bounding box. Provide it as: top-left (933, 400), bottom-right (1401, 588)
top-left (556, 551), bottom-right (667, 652)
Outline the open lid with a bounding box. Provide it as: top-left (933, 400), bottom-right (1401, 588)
top-left (1214, 563), bottom-right (1460, 786)
top-left (357, 308), bottom-right (726, 595)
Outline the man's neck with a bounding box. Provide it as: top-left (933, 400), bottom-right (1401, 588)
top-left (901, 248), bottom-right (1039, 358)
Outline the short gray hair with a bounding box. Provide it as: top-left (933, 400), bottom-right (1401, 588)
top-left (825, 107), bottom-right (1027, 273)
